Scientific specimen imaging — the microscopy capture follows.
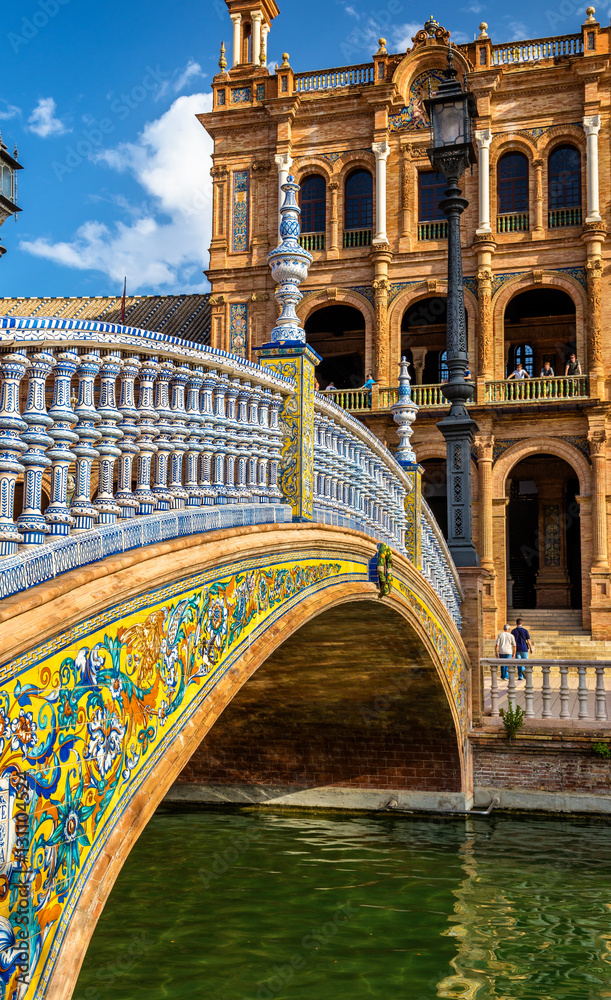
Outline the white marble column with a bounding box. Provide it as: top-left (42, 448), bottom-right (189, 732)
top-left (274, 152), bottom-right (293, 241)
top-left (583, 114), bottom-right (601, 223)
top-left (475, 128), bottom-right (492, 234)
top-left (251, 11), bottom-right (263, 65)
top-left (260, 23), bottom-right (270, 65)
top-left (231, 13), bottom-right (242, 67)
top-left (372, 141), bottom-right (390, 244)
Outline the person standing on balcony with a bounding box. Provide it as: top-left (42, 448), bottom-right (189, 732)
top-left (507, 362), bottom-right (529, 380)
top-left (325, 381), bottom-right (336, 391)
top-left (362, 373), bottom-right (375, 404)
top-left (565, 353), bottom-right (582, 376)
top-left (511, 618), bottom-right (533, 680)
top-left (540, 361), bottom-right (555, 377)
top-left (495, 624), bottom-right (516, 681)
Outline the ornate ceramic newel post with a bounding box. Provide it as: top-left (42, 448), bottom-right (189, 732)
top-left (391, 357), bottom-right (422, 566)
top-left (256, 174), bottom-right (319, 521)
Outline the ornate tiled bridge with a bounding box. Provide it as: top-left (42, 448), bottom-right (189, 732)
top-left (0, 180), bottom-right (470, 1000)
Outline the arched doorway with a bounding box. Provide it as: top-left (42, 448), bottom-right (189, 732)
top-left (401, 296), bottom-right (468, 385)
top-left (506, 454), bottom-right (581, 609)
top-left (504, 289), bottom-right (576, 377)
top-left (175, 601), bottom-right (462, 795)
top-left (304, 304), bottom-right (366, 388)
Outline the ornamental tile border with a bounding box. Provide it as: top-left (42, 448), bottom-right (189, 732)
top-left (491, 266), bottom-right (586, 297)
top-left (232, 170), bottom-right (250, 253)
top-left (229, 302), bottom-right (248, 358)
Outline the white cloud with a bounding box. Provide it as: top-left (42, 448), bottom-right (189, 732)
top-left (0, 101), bottom-right (20, 121)
top-left (21, 93), bottom-right (213, 292)
top-left (506, 19), bottom-right (529, 39)
top-left (391, 23), bottom-right (426, 51)
top-left (174, 59), bottom-right (206, 92)
top-left (344, 4), bottom-right (359, 17)
top-left (27, 97), bottom-right (69, 138)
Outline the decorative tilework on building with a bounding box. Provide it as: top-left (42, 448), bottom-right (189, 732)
top-left (230, 303), bottom-right (248, 357)
top-left (256, 84), bottom-right (265, 101)
top-left (389, 68), bottom-right (446, 132)
top-left (493, 438), bottom-right (520, 463)
top-left (543, 504), bottom-right (561, 565)
top-left (491, 267), bottom-right (587, 297)
top-left (232, 170), bottom-right (250, 253)
top-left (217, 90), bottom-right (226, 106)
top-left (563, 435), bottom-right (591, 459)
top-left (231, 87), bottom-right (251, 103)
top-left (463, 277), bottom-right (479, 299)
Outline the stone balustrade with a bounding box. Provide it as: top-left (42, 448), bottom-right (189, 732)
top-left (483, 658), bottom-right (611, 723)
top-left (491, 33), bottom-right (582, 64)
top-left (421, 500), bottom-right (462, 628)
top-left (294, 63), bottom-right (374, 92)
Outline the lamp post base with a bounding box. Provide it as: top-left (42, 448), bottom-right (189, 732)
top-left (437, 411), bottom-right (480, 568)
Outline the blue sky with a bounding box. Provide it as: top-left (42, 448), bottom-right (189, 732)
top-left (0, 0), bottom-right (594, 298)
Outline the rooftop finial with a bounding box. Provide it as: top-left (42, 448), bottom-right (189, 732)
top-left (281, 52), bottom-right (290, 67)
top-left (586, 5), bottom-right (596, 21)
top-left (376, 37), bottom-right (387, 55)
top-left (478, 21), bottom-right (488, 38)
top-left (219, 41), bottom-right (227, 72)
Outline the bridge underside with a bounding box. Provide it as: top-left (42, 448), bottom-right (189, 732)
top-left (175, 601), bottom-right (462, 805)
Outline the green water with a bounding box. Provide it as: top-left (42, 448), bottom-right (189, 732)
top-left (75, 810), bottom-right (611, 1000)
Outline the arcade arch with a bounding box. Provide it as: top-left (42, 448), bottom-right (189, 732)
top-left (300, 298), bottom-right (372, 388)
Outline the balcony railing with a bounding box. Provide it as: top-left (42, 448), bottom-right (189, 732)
top-left (483, 659), bottom-right (610, 724)
top-left (299, 232), bottom-right (326, 251)
top-left (322, 388), bottom-right (371, 411)
top-left (497, 212), bottom-right (529, 233)
top-left (549, 207), bottom-right (582, 228)
top-left (343, 228), bottom-right (372, 248)
top-left (491, 33), bottom-right (582, 65)
top-left (294, 63), bottom-right (374, 92)
top-left (485, 375), bottom-right (589, 403)
top-left (418, 221), bottom-right (448, 241)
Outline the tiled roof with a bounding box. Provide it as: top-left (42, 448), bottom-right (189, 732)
top-left (0, 293), bottom-right (211, 345)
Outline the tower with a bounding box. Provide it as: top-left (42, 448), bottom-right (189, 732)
top-left (224, 0), bottom-right (279, 68)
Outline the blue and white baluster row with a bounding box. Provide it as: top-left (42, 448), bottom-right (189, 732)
top-left (71, 353), bottom-right (102, 532)
top-left (268, 391), bottom-right (283, 503)
top-left (169, 366), bottom-right (190, 509)
top-left (0, 353), bottom-right (27, 556)
top-left (185, 366), bottom-right (204, 508)
top-left (116, 356), bottom-right (141, 519)
top-left (46, 351), bottom-right (79, 537)
top-left (95, 354), bottom-right (123, 525)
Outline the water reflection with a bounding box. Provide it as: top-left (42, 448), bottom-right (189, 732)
top-left (75, 810), bottom-right (611, 1000)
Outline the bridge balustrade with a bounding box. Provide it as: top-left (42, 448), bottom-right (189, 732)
top-left (0, 317), bottom-right (295, 599)
top-left (483, 658), bottom-right (611, 723)
top-left (421, 502), bottom-right (462, 628)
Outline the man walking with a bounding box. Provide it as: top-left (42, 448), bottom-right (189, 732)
top-left (494, 624), bottom-right (516, 680)
top-left (511, 618), bottom-right (533, 680)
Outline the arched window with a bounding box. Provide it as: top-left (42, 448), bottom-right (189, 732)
top-left (418, 171), bottom-right (447, 240)
top-left (548, 145), bottom-right (581, 227)
top-left (508, 344), bottom-right (534, 377)
top-left (497, 152), bottom-right (529, 232)
top-left (344, 169), bottom-right (373, 238)
top-left (439, 351), bottom-right (448, 382)
top-left (300, 175), bottom-right (326, 234)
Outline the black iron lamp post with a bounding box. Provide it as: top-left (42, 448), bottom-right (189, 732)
top-left (425, 46), bottom-right (480, 567)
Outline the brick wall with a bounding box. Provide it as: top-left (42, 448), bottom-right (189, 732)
top-left (178, 602), bottom-right (462, 792)
top-left (472, 735), bottom-right (611, 793)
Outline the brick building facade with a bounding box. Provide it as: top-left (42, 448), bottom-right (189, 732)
top-left (202, 1), bottom-right (611, 639)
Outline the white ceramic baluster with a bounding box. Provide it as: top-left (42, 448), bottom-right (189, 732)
top-left (235, 381), bottom-right (252, 503)
top-left (18, 352), bottom-right (54, 547)
top-left (46, 351), bottom-right (79, 536)
top-left (559, 663), bottom-right (570, 718)
top-left (94, 355), bottom-right (123, 525)
top-left (168, 366), bottom-right (190, 509)
top-left (152, 361), bottom-right (175, 512)
top-left (71, 353), bottom-right (102, 532)
top-left (541, 664), bottom-right (552, 718)
top-left (199, 369), bottom-right (217, 506)
top-left (524, 663), bottom-right (534, 717)
top-left (184, 367), bottom-right (204, 508)
top-left (224, 378), bottom-right (241, 503)
top-left (490, 664), bottom-right (499, 717)
top-left (268, 391), bottom-right (283, 504)
top-left (0, 353), bottom-right (27, 555)
top-left (507, 663), bottom-right (517, 710)
top-left (115, 357), bottom-right (141, 519)
top-left (257, 388), bottom-right (272, 503)
top-left (595, 665), bottom-right (607, 721)
top-left (578, 664), bottom-right (589, 719)
top-left (247, 385), bottom-right (262, 503)
top-left (212, 374), bottom-right (229, 505)
top-left (133, 356), bottom-right (159, 516)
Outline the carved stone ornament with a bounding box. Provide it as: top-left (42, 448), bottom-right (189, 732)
top-left (329, 181), bottom-right (340, 191)
top-left (427, 278), bottom-right (438, 293)
top-left (411, 17), bottom-right (451, 48)
top-left (326, 287), bottom-right (338, 299)
top-left (211, 165), bottom-right (229, 179)
top-left (373, 278), bottom-right (390, 292)
top-left (587, 258), bottom-right (604, 275)
top-left (588, 430), bottom-right (607, 455)
top-left (533, 269), bottom-right (543, 283)
top-left (209, 295), bottom-right (226, 306)
top-left (477, 268), bottom-right (493, 283)
top-left (250, 292), bottom-right (270, 302)
top-left (252, 160), bottom-right (272, 173)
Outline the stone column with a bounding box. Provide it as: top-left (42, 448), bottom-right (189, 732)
top-left (372, 141), bottom-right (390, 245)
top-left (400, 143), bottom-right (412, 240)
top-left (211, 165), bottom-right (228, 243)
top-left (260, 23), bottom-right (270, 65)
top-left (476, 435), bottom-right (494, 571)
top-left (329, 181), bottom-right (339, 253)
top-left (231, 13), bottom-right (242, 67)
top-left (582, 216), bottom-right (606, 389)
top-left (583, 115), bottom-right (602, 223)
top-left (250, 11), bottom-right (263, 64)
top-left (473, 234), bottom-right (496, 392)
top-left (372, 244), bottom-right (392, 386)
top-left (474, 129), bottom-right (492, 234)
top-left (274, 152), bottom-right (293, 242)
top-left (588, 430), bottom-right (609, 569)
top-left (533, 158), bottom-right (544, 237)
top-left (411, 347), bottom-right (427, 385)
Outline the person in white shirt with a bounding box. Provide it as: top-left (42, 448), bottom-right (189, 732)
top-left (495, 624), bottom-right (516, 680)
top-left (508, 363), bottom-right (528, 380)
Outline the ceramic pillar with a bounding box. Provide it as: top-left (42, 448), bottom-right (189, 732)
top-left (274, 152), bottom-right (293, 241)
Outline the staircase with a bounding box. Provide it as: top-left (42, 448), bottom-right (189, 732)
top-left (483, 609), bottom-right (611, 660)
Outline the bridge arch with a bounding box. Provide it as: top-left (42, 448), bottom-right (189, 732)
top-left (1, 522), bottom-right (468, 1000)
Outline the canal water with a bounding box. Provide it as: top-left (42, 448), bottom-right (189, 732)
top-left (75, 809), bottom-right (611, 999)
